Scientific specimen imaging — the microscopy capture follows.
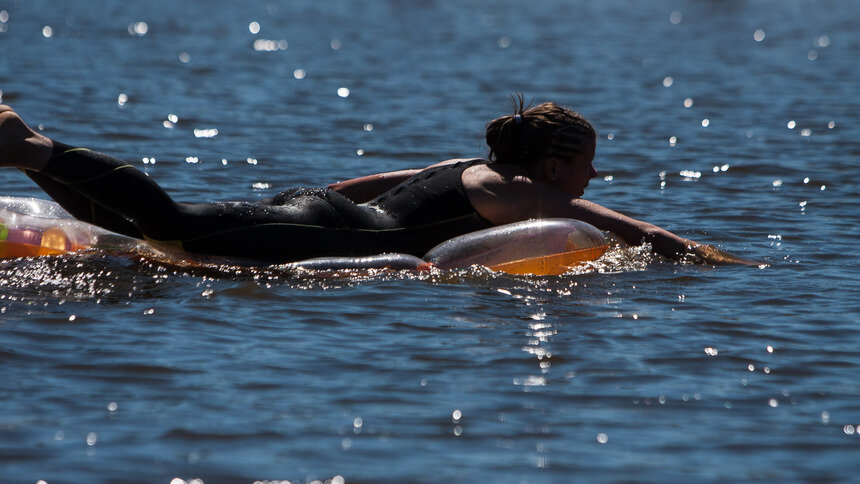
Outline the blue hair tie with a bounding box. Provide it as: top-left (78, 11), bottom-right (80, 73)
top-left (514, 114), bottom-right (522, 125)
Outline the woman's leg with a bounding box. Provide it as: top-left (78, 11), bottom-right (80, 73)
top-left (0, 106), bottom-right (380, 262)
top-left (0, 106), bottom-right (140, 235)
top-left (1, 107), bottom-right (350, 261)
top-left (21, 169), bottom-right (143, 238)
top-left (39, 141), bottom-right (189, 240)
top-left (36, 145), bottom-right (382, 260)
top-left (0, 106), bottom-right (241, 245)
top-left (0, 105), bottom-right (53, 171)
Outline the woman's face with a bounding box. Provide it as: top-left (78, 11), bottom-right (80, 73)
top-left (552, 140), bottom-right (597, 198)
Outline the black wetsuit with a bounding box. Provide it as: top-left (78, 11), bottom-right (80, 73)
top-left (24, 142), bottom-right (493, 262)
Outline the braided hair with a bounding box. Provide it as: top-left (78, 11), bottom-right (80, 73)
top-left (485, 94), bottom-right (596, 169)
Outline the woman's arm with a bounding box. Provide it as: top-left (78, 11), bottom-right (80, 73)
top-left (467, 171), bottom-right (756, 265)
top-left (567, 199), bottom-right (754, 264)
top-left (328, 158), bottom-right (478, 203)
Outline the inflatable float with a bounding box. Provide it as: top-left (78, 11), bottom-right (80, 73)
top-left (0, 197), bottom-right (608, 275)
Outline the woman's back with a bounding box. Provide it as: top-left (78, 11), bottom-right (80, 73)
top-left (365, 159), bottom-right (492, 254)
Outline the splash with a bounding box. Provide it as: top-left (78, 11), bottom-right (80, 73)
top-left (564, 241), bottom-right (655, 275)
top-left (0, 237), bottom-right (660, 307)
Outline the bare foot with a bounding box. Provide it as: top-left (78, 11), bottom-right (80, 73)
top-left (0, 105), bottom-right (53, 171)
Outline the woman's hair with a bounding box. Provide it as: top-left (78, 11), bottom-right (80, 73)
top-left (485, 94), bottom-right (596, 168)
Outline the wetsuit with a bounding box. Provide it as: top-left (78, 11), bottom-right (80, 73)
top-left (24, 142), bottom-right (493, 262)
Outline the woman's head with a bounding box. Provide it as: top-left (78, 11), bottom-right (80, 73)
top-left (485, 95), bottom-right (597, 196)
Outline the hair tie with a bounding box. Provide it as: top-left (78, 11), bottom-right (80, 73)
top-left (514, 114), bottom-right (522, 125)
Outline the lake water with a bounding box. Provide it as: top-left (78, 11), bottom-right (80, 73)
top-left (1, 0), bottom-right (858, 482)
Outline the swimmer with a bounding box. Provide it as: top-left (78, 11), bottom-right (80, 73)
top-left (0, 100), bottom-right (750, 264)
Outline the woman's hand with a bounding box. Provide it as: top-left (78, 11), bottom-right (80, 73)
top-left (688, 243), bottom-right (761, 266)
top-left (612, 217), bottom-right (758, 265)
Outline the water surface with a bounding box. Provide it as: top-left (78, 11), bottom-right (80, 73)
top-left (1, 0), bottom-right (858, 482)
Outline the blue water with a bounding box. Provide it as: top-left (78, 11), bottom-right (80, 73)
top-left (1, 0), bottom-right (859, 482)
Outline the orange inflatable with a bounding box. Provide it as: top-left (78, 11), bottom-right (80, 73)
top-left (423, 218), bottom-right (607, 275)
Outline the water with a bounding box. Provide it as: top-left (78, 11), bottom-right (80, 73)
top-left (1, 0), bottom-right (858, 482)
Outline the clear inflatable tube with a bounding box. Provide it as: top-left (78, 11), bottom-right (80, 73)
top-left (0, 197), bottom-right (607, 275)
top-left (286, 254), bottom-right (431, 271)
top-left (0, 197), bottom-right (145, 258)
top-left (423, 218), bottom-right (607, 275)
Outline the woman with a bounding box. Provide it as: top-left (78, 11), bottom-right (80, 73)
top-left (0, 101), bottom-right (748, 265)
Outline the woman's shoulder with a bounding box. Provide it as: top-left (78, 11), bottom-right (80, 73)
top-left (464, 164), bottom-right (581, 225)
top-left (463, 162), bottom-right (533, 189)
top-left (425, 157), bottom-right (487, 169)
top-left (462, 163), bottom-right (548, 224)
